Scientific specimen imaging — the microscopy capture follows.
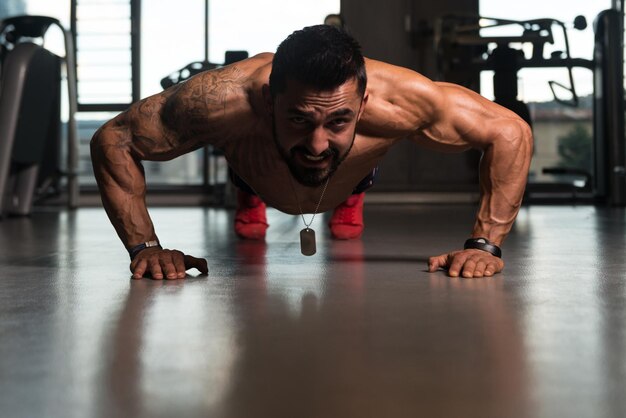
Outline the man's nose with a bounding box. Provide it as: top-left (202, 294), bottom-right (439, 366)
top-left (305, 127), bottom-right (329, 155)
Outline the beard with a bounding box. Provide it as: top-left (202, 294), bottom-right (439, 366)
top-left (272, 116), bottom-right (355, 187)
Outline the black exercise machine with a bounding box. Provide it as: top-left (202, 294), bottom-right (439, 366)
top-left (435, 10), bottom-right (625, 205)
top-left (0, 15), bottom-right (79, 217)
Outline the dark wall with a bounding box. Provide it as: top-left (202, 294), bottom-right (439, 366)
top-left (342, 0), bottom-right (482, 191)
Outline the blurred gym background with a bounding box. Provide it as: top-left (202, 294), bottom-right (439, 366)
top-left (0, 0), bottom-right (623, 213)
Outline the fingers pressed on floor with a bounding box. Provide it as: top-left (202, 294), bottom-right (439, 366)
top-left (149, 259), bottom-right (164, 279)
top-left (462, 259), bottom-right (477, 278)
top-left (449, 256), bottom-right (468, 277)
top-left (132, 259), bottom-right (147, 279)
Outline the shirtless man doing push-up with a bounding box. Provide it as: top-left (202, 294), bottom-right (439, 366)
top-left (91, 25), bottom-right (533, 280)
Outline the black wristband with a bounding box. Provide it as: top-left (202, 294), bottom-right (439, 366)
top-left (128, 240), bottom-right (161, 260)
top-left (464, 237), bottom-right (502, 258)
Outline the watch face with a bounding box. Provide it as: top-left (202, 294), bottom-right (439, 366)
top-left (476, 238), bottom-right (487, 244)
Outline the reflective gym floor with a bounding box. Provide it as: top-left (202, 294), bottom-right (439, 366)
top-left (1, 203), bottom-right (625, 418)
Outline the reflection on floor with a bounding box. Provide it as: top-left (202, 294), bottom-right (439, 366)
top-left (0, 204), bottom-right (625, 418)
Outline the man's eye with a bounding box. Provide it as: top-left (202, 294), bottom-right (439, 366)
top-left (330, 118), bottom-right (349, 126)
top-left (290, 117), bottom-right (307, 124)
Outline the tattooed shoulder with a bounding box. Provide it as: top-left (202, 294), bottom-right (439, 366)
top-left (163, 65), bottom-right (247, 132)
top-left (198, 65), bottom-right (246, 108)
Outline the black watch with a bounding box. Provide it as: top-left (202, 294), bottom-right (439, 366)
top-left (128, 240), bottom-right (161, 260)
top-left (464, 237), bottom-right (502, 258)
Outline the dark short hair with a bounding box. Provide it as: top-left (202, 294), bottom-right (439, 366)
top-left (269, 25), bottom-right (367, 98)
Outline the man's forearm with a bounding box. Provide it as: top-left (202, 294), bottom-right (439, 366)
top-left (90, 125), bottom-right (158, 250)
top-left (473, 121), bottom-right (533, 246)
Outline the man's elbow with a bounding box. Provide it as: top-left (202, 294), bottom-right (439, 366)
top-left (498, 118), bottom-right (533, 157)
top-left (516, 119), bottom-right (533, 158)
top-left (89, 125), bottom-right (107, 165)
top-left (90, 120), bottom-right (131, 164)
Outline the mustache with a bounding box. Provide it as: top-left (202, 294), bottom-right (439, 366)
top-left (291, 146), bottom-right (338, 159)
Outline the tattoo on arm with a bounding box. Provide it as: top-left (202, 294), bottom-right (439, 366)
top-left (162, 65), bottom-right (246, 140)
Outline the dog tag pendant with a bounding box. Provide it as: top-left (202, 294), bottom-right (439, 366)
top-left (300, 228), bottom-right (316, 256)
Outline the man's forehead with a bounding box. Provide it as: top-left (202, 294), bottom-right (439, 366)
top-left (274, 78), bottom-right (362, 107)
top-left (281, 78), bottom-right (360, 96)
top-left (287, 107), bottom-right (356, 117)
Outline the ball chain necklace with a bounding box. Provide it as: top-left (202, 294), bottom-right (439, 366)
top-left (289, 175), bottom-right (330, 256)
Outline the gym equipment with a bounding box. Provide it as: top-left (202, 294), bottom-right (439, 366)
top-left (0, 15), bottom-right (79, 216)
top-left (160, 60), bottom-right (218, 89)
top-left (435, 14), bottom-right (591, 126)
top-left (435, 12), bottom-right (625, 205)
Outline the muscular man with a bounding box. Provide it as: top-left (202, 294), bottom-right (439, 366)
top-left (233, 12), bottom-right (369, 242)
top-left (91, 25), bottom-right (533, 280)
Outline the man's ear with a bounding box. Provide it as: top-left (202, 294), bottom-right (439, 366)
top-left (262, 84), bottom-right (273, 113)
top-left (358, 92), bottom-right (369, 119)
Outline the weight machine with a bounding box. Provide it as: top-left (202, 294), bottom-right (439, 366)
top-left (0, 15), bottom-right (79, 216)
top-left (435, 10), bottom-right (624, 205)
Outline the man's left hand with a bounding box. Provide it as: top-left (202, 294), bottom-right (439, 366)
top-left (428, 249), bottom-right (504, 278)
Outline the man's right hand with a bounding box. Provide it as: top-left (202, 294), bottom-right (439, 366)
top-left (130, 248), bottom-right (209, 280)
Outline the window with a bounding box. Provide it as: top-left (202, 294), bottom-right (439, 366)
top-left (74, 0), bottom-right (134, 107)
top-left (13, 0), bottom-right (340, 189)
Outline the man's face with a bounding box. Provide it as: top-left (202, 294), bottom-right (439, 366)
top-left (269, 78), bottom-right (367, 187)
